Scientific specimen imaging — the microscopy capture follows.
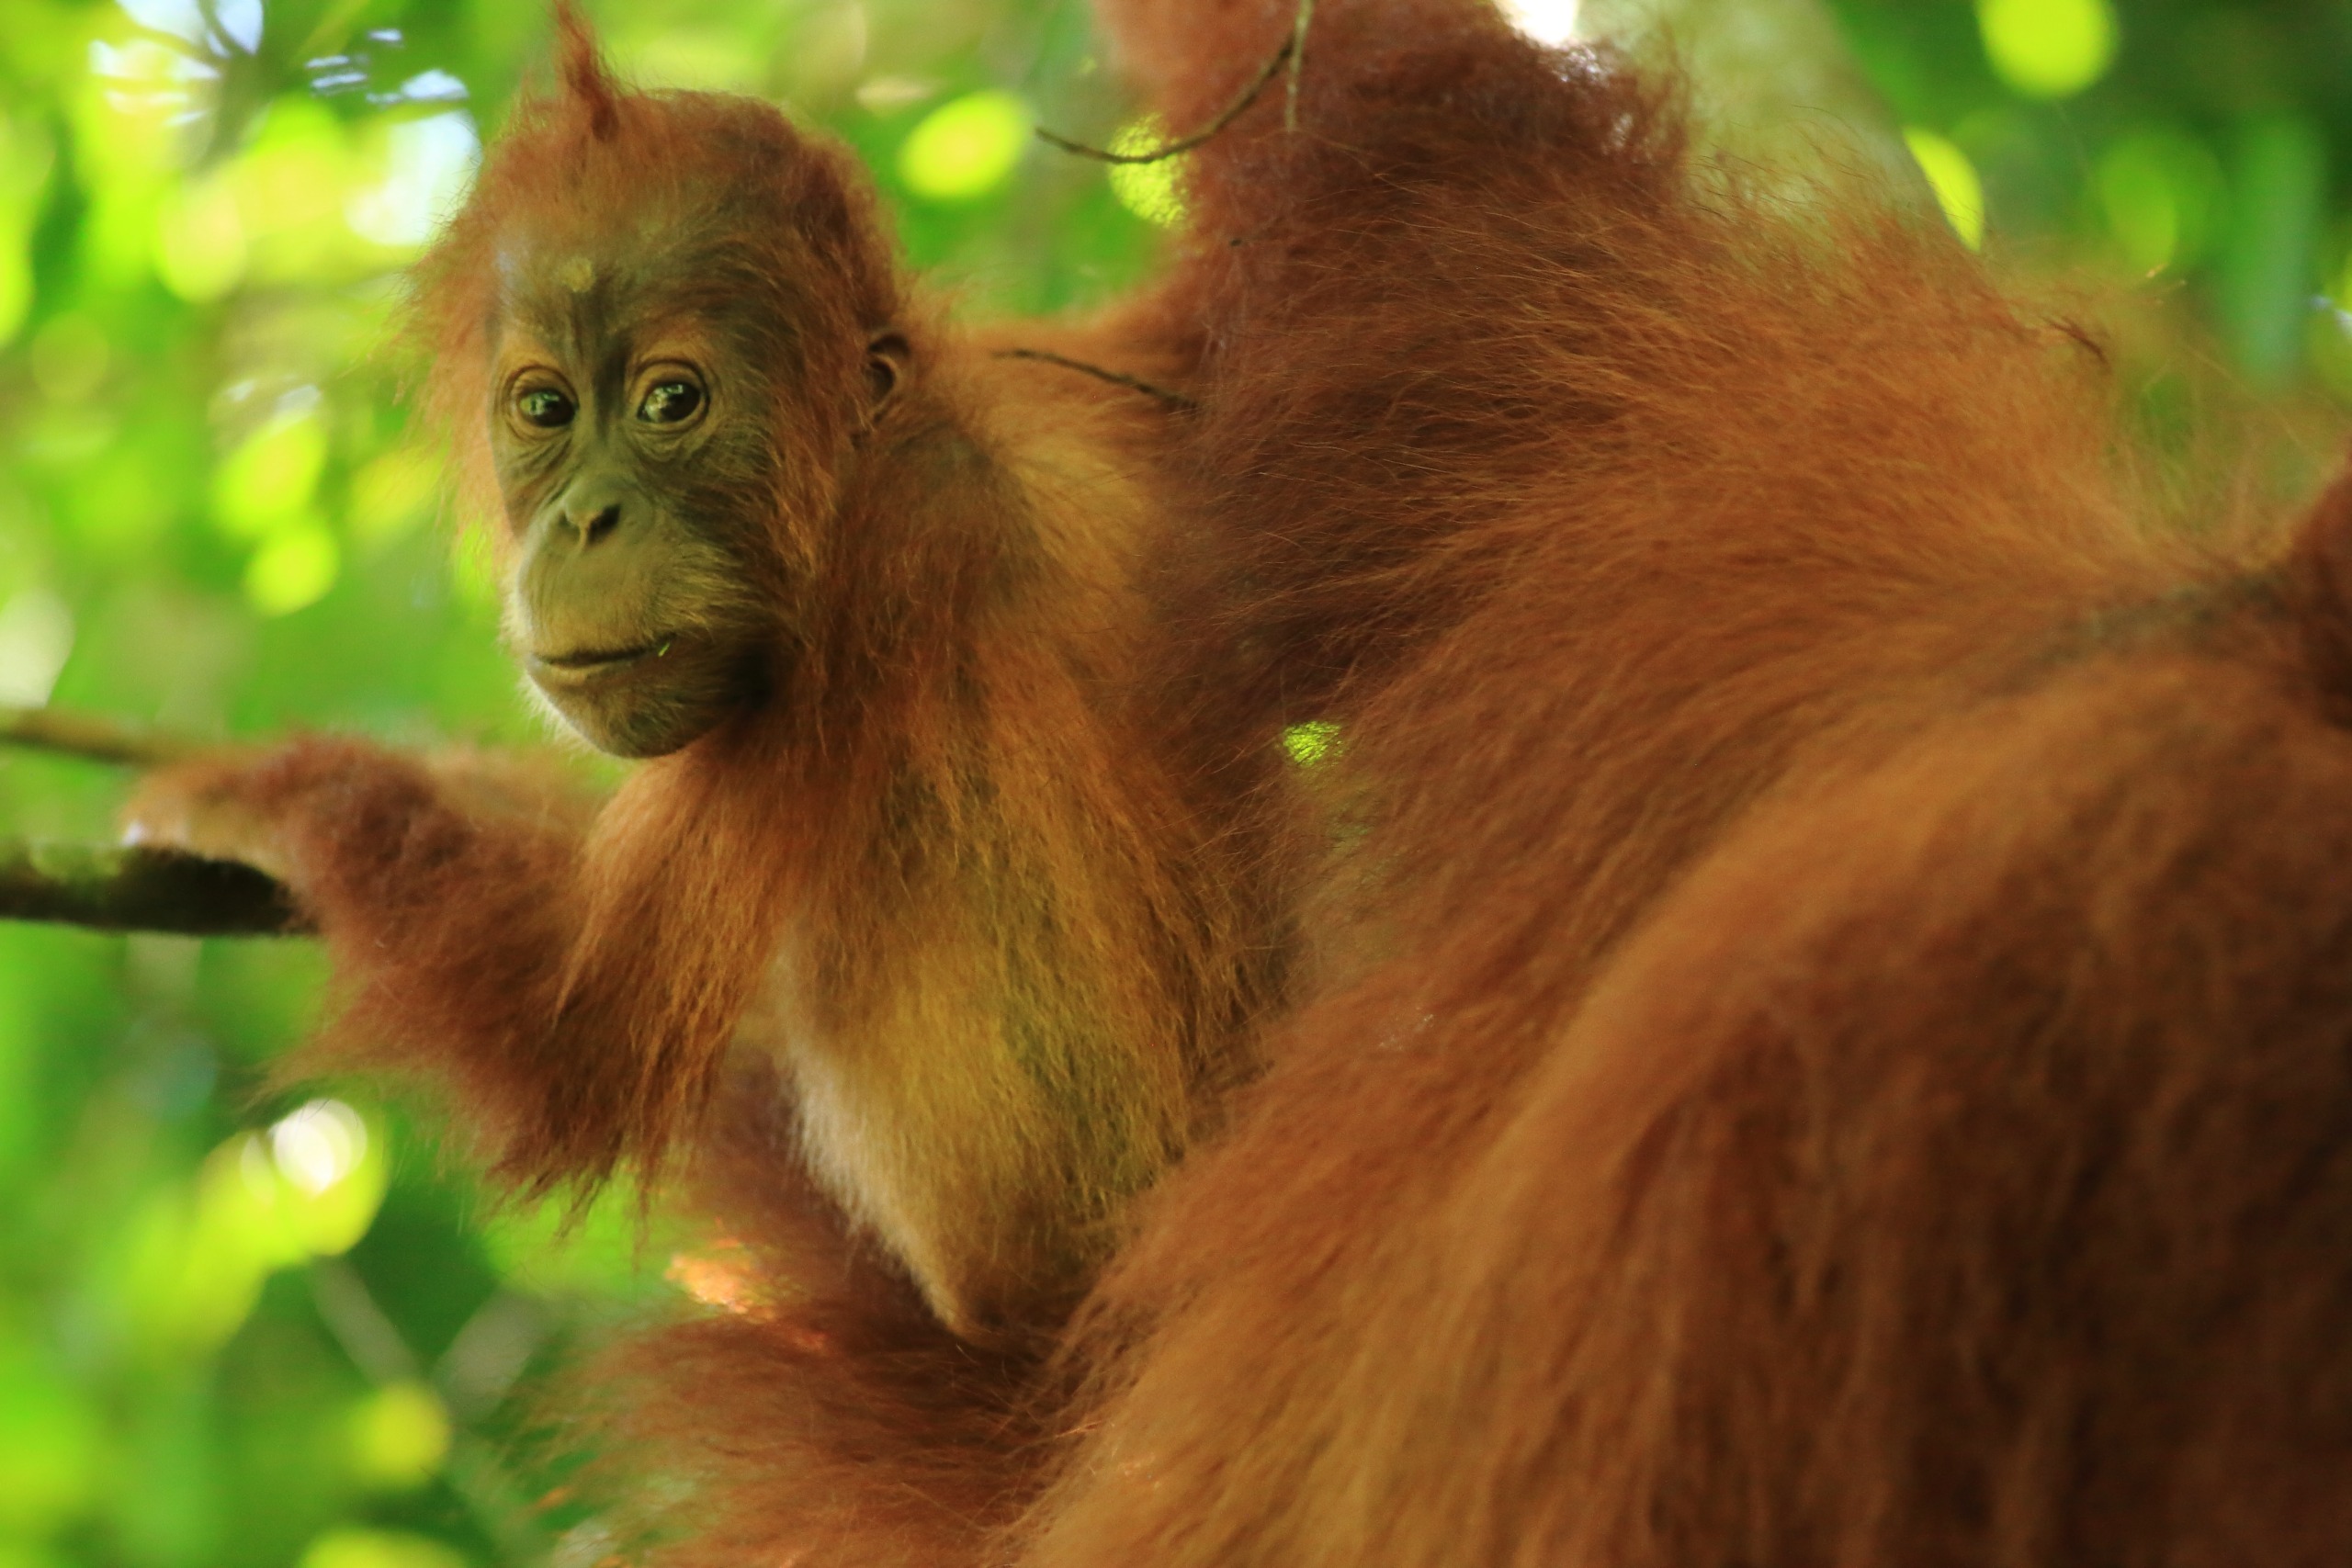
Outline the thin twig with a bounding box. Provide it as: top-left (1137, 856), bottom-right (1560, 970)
top-left (0, 840), bottom-right (303, 935)
top-left (1285, 0), bottom-right (1317, 131)
top-left (992, 348), bottom-right (1198, 411)
top-left (0, 704), bottom-right (204, 767)
top-left (313, 1260), bottom-right (554, 1565)
top-left (1036, 34), bottom-right (1295, 165)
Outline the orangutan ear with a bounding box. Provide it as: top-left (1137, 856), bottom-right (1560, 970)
top-left (861, 332), bottom-right (911, 432)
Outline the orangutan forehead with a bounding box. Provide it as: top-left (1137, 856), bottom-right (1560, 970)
top-left (494, 232), bottom-right (690, 327)
top-left (492, 239), bottom-right (814, 373)
top-left (486, 245), bottom-right (786, 380)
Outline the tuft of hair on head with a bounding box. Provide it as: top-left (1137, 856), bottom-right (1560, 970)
top-left (552, 0), bottom-right (620, 141)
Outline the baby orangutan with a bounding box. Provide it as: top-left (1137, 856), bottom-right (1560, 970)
top-left (122, 0), bottom-right (2352, 1563)
top-left (127, 19), bottom-right (1261, 1348)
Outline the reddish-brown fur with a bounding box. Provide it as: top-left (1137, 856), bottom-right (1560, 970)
top-left (130, 0), bottom-right (2352, 1562)
top-left (134, 6), bottom-right (1276, 1343)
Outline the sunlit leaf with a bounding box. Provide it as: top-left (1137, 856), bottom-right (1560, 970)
top-left (1902, 128), bottom-right (1984, 250)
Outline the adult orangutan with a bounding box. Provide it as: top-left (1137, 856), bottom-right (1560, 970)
top-left (124, 0), bottom-right (2352, 1564)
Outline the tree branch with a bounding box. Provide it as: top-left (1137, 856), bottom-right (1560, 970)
top-left (991, 347), bottom-right (1197, 410)
top-left (0, 840), bottom-right (304, 936)
top-left (1036, 31), bottom-right (1295, 164)
top-left (1284, 0), bottom-right (1317, 131)
top-left (0, 704), bottom-right (204, 767)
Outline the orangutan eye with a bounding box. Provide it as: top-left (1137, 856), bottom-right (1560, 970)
top-left (515, 387), bottom-right (575, 429)
top-left (638, 378), bottom-right (704, 425)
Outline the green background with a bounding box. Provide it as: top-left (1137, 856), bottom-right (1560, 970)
top-left (0, 0), bottom-right (2344, 1563)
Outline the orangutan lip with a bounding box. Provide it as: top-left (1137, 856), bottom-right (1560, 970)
top-left (530, 638), bottom-right (674, 681)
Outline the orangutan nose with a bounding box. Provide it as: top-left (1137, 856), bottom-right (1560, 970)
top-left (567, 501), bottom-right (622, 546)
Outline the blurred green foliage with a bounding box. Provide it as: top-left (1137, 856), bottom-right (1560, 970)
top-left (0, 1), bottom-right (2347, 1564)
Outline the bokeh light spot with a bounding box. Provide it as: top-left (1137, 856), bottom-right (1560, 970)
top-left (349, 447), bottom-right (441, 541)
top-left (213, 401), bottom-right (328, 539)
top-left (232, 98), bottom-right (356, 284)
top-left (346, 112), bottom-right (480, 251)
top-left (244, 525), bottom-right (341, 616)
top-left (270, 1099), bottom-right (366, 1195)
top-left (347, 1382), bottom-right (451, 1490)
top-left (153, 175), bottom-right (246, 302)
top-left (299, 1529), bottom-right (468, 1568)
top-left (28, 316), bottom-right (111, 403)
top-left (1976, 0), bottom-right (2117, 100)
top-left (898, 89), bottom-right (1029, 201)
top-left (2097, 130), bottom-right (2221, 275)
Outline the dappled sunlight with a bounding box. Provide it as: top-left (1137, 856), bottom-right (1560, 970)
top-left (1501, 0), bottom-right (1581, 46)
top-left (898, 88), bottom-right (1032, 201)
top-left (345, 111), bottom-right (481, 251)
top-left (1282, 719), bottom-right (1341, 770)
top-left (1107, 121), bottom-right (1185, 227)
top-left (1903, 129), bottom-right (1984, 251)
top-left (667, 1238), bottom-right (764, 1315)
top-left (115, 1099), bottom-right (389, 1358)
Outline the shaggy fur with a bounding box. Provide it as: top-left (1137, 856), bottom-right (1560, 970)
top-left (130, 0), bottom-right (2352, 1562)
top-left (132, 8), bottom-right (1269, 1350)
